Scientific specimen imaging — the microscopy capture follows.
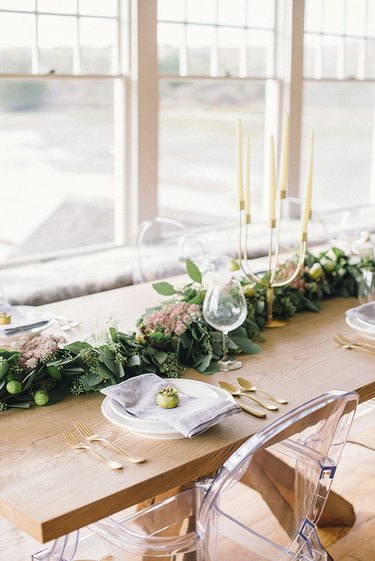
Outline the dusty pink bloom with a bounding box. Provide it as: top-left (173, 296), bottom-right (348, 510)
top-left (143, 302), bottom-right (201, 336)
top-left (276, 260), bottom-right (310, 293)
top-left (18, 334), bottom-right (66, 371)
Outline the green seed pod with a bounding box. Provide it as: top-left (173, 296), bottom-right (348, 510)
top-left (34, 390), bottom-right (49, 406)
top-left (6, 380), bottom-right (23, 395)
top-left (47, 365), bottom-right (62, 380)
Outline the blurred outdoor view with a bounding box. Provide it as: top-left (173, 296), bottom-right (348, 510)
top-left (0, 0), bottom-right (374, 264)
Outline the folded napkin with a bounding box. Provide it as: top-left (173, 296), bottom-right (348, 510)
top-left (346, 302), bottom-right (375, 327)
top-left (0, 306), bottom-right (49, 336)
top-left (101, 373), bottom-right (240, 438)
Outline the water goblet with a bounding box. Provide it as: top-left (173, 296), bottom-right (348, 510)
top-left (203, 276), bottom-right (247, 371)
top-left (358, 268), bottom-right (375, 304)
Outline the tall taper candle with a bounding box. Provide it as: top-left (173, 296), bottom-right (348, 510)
top-left (278, 112), bottom-right (289, 198)
top-left (237, 119), bottom-right (244, 204)
top-left (269, 135), bottom-right (276, 224)
top-left (245, 133), bottom-right (250, 215)
top-left (301, 132), bottom-right (314, 235)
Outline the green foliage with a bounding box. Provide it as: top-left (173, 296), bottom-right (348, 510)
top-left (0, 249), bottom-right (372, 412)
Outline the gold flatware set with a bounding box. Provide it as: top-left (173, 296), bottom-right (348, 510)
top-left (333, 333), bottom-right (375, 355)
top-left (218, 378), bottom-right (288, 419)
top-left (64, 419), bottom-right (146, 469)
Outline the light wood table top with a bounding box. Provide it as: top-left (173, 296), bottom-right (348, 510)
top-left (1, 278), bottom-right (374, 544)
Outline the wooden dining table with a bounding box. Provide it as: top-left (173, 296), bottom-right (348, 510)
top-left (1, 276), bottom-right (375, 549)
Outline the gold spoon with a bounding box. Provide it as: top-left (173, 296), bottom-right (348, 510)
top-left (218, 381), bottom-right (279, 411)
top-left (237, 377), bottom-right (288, 405)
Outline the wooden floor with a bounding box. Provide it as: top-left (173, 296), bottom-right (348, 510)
top-left (1, 400), bottom-right (374, 561)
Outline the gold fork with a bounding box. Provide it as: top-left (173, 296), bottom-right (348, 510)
top-left (63, 430), bottom-right (123, 470)
top-left (333, 333), bottom-right (375, 355)
top-left (73, 420), bottom-right (146, 464)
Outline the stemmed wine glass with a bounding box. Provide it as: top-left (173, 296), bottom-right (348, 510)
top-left (203, 276), bottom-right (247, 371)
top-left (358, 268), bottom-right (375, 304)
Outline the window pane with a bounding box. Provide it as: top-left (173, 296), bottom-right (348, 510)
top-left (218, 0), bottom-right (245, 27)
top-left (38, 0), bottom-right (77, 14)
top-left (79, 0), bottom-right (117, 17)
top-left (158, 22), bottom-right (183, 75)
top-left (80, 17), bottom-right (118, 74)
top-left (346, 0), bottom-right (366, 36)
top-left (218, 27), bottom-right (240, 76)
top-left (322, 0), bottom-right (344, 34)
top-left (247, 30), bottom-right (274, 76)
top-left (0, 79), bottom-right (114, 263)
top-left (0, 13), bottom-right (33, 73)
top-left (302, 82), bottom-right (373, 212)
top-left (304, 0), bottom-right (322, 33)
top-left (320, 35), bottom-right (339, 77)
top-left (0, 0), bottom-right (33, 10)
top-left (38, 15), bottom-right (75, 74)
top-left (158, 0), bottom-right (185, 22)
top-left (367, 2), bottom-right (375, 37)
top-left (366, 40), bottom-right (375, 78)
top-left (186, 25), bottom-right (213, 75)
top-left (247, 0), bottom-right (275, 29)
top-left (159, 80), bottom-right (265, 224)
top-left (187, 0), bottom-right (216, 24)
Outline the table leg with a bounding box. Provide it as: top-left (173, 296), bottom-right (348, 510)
top-left (240, 449), bottom-right (355, 529)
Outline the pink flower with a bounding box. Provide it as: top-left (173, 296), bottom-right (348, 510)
top-left (143, 302), bottom-right (201, 336)
top-left (18, 335), bottom-right (66, 371)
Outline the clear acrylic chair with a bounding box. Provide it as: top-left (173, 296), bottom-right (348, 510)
top-left (32, 389), bottom-right (358, 561)
top-left (132, 217), bottom-right (187, 284)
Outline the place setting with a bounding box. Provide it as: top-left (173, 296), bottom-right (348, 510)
top-left (0, 290), bottom-right (80, 343)
top-left (334, 266), bottom-right (375, 354)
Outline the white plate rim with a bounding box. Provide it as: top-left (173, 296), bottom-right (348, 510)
top-left (108, 378), bottom-right (232, 429)
top-left (102, 379), bottom-right (235, 439)
top-left (0, 305), bottom-right (54, 339)
top-left (346, 314), bottom-right (375, 339)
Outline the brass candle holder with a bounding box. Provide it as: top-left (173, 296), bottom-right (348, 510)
top-left (236, 117), bottom-right (312, 327)
top-left (238, 199), bottom-right (308, 328)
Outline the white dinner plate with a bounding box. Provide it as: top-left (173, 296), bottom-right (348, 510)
top-left (0, 305), bottom-right (54, 341)
top-left (345, 314), bottom-right (375, 340)
top-left (101, 379), bottom-right (234, 440)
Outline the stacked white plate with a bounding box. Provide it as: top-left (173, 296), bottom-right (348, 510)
top-left (345, 302), bottom-right (375, 340)
top-left (0, 305), bottom-right (54, 341)
top-left (101, 378), bottom-right (234, 440)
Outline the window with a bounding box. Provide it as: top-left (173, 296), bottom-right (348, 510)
top-left (1, 1), bottom-right (374, 269)
top-left (157, 0), bottom-right (277, 225)
top-left (303, 0), bottom-right (375, 212)
top-left (0, 0), bottom-right (123, 265)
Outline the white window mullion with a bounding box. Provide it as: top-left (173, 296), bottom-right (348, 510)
top-left (239, 1), bottom-right (247, 77)
top-left (73, 1), bottom-right (81, 75)
top-left (314, 0), bottom-right (323, 78)
top-left (32, 0), bottom-right (39, 74)
top-left (337, 0), bottom-right (347, 78)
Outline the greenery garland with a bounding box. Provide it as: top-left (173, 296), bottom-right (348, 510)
top-left (0, 247), bottom-right (373, 411)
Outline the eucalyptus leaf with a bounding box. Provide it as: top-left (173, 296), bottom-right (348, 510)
top-left (152, 282), bottom-right (177, 296)
top-left (186, 259), bottom-right (202, 284)
top-left (229, 336), bottom-right (261, 355)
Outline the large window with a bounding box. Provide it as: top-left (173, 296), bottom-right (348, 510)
top-left (1, 0), bottom-right (375, 268)
top-left (0, 0), bottom-right (122, 264)
top-left (157, 0), bottom-right (276, 225)
top-left (303, 0), bottom-right (375, 212)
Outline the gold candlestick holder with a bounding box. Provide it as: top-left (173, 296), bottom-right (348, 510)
top-left (238, 201), bottom-right (308, 328)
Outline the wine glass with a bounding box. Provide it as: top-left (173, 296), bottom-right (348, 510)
top-left (203, 276), bottom-right (247, 371)
top-left (358, 268), bottom-right (375, 305)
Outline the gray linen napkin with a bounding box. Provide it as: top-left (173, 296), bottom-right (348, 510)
top-left (101, 373), bottom-right (240, 438)
top-left (346, 302), bottom-right (375, 327)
